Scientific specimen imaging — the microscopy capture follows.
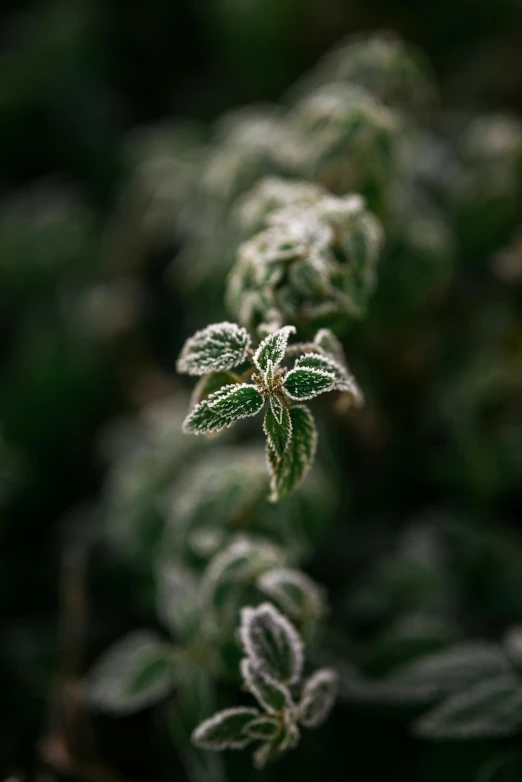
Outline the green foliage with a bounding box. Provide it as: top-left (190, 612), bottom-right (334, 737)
top-left (192, 603), bottom-right (337, 768)
top-left (178, 325), bottom-right (359, 500)
top-left (5, 10), bottom-right (522, 782)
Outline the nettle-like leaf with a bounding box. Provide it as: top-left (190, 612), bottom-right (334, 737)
top-left (241, 657), bottom-right (292, 714)
top-left (183, 384), bottom-right (263, 434)
top-left (295, 352), bottom-right (363, 402)
top-left (298, 669), bottom-right (339, 728)
top-left (283, 367), bottom-right (335, 401)
top-left (192, 707), bottom-right (260, 750)
top-left (263, 405), bottom-right (292, 459)
top-left (177, 322), bottom-right (251, 375)
top-left (257, 568), bottom-right (325, 620)
top-left (414, 674), bottom-right (522, 739)
top-left (87, 631), bottom-right (175, 714)
top-left (240, 602), bottom-right (304, 684)
top-left (269, 393), bottom-right (285, 424)
top-left (254, 326), bottom-right (296, 372)
top-left (267, 405), bottom-right (317, 502)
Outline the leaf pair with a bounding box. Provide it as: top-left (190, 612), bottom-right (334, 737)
top-left (192, 602), bottom-right (338, 768)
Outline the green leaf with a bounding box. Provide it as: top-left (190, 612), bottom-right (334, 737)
top-left (267, 405), bottom-right (317, 501)
top-left (244, 716), bottom-right (281, 740)
top-left (241, 657), bottom-right (293, 714)
top-left (254, 326), bottom-right (296, 372)
top-left (240, 603), bottom-right (304, 685)
top-left (86, 631), bottom-right (174, 714)
top-left (283, 367), bottom-right (334, 401)
top-left (269, 394), bottom-right (285, 424)
top-left (295, 352), bottom-right (362, 402)
top-left (207, 383), bottom-right (264, 421)
top-left (298, 669), bottom-right (338, 728)
top-left (257, 568), bottom-right (325, 620)
top-left (263, 405), bottom-right (292, 459)
top-left (183, 384), bottom-right (263, 434)
top-left (192, 707), bottom-right (260, 750)
top-left (177, 322), bottom-right (251, 375)
top-left (414, 674), bottom-right (522, 738)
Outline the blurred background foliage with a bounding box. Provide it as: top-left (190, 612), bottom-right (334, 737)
top-left (1, 0), bottom-right (522, 780)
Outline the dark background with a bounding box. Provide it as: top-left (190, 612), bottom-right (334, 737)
top-left (1, 1), bottom-right (522, 780)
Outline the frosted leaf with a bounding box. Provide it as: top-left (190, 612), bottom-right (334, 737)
top-left (267, 405), bottom-right (317, 502)
top-left (240, 603), bottom-right (304, 685)
top-left (295, 352), bottom-right (362, 403)
top-left (264, 358), bottom-right (275, 386)
top-left (207, 383), bottom-right (264, 420)
top-left (192, 707), bottom-right (260, 750)
top-left (269, 394), bottom-right (285, 424)
top-left (298, 669), bottom-right (338, 727)
top-left (243, 715), bottom-right (280, 740)
top-left (257, 568), bottom-right (325, 620)
top-left (263, 406), bottom-right (292, 459)
top-left (241, 657), bottom-right (293, 714)
top-left (183, 384), bottom-right (264, 435)
top-left (254, 326), bottom-right (296, 372)
top-left (283, 367), bottom-right (335, 401)
top-left (414, 674), bottom-right (522, 739)
top-left (177, 322), bottom-right (250, 376)
top-left (86, 631), bottom-right (174, 714)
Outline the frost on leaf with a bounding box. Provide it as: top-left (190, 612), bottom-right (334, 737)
top-left (192, 707), bottom-right (260, 750)
top-left (183, 384), bottom-right (264, 434)
top-left (263, 405), bottom-right (292, 459)
top-left (267, 405), bottom-right (317, 502)
top-left (298, 669), bottom-right (338, 728)
top-left (240, 603), bottom-right (304, 685)
top-left (177, 322), bottom-right (251, 375)
top-left (254, 326), bottom-right (296, 372)
top-left (283, 367), bottom-right (334, 401)
top-left (257, 568), bottom-right (325, 620)
top-left (86, 631), bottom-right (175, 714)
top-left (414, 674), bottom-right (522, 739)
top-left (269, 393), bottom-right (285, 424)
top-left (295, 352), bottom-right (363, 403)
top-left (207, 383), bottom-right (264, 420)
top-left (241, 657), bottom-right (292, 714)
